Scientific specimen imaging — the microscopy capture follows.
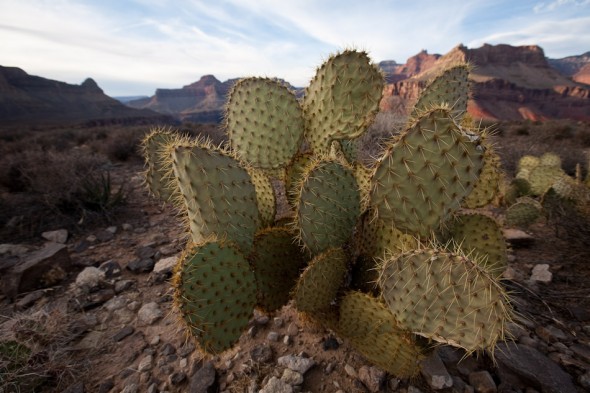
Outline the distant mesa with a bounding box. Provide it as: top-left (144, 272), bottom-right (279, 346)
top-left (379, 43), bottom-right (590, 121)
top-left (548, 51), bottom-right (590, 85)
top-left (126, 75), bottom-right (303, 124)
top-left (130, 43), bottom-right (589, 123)
top-left (2, 43), bottom-right (589, 127)
top-left (126, 75), bottom-right (236, 123)
top-left (0, 66), bottom-right (170, 127)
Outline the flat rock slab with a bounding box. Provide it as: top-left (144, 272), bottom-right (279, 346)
top-left (503, 228), bottom-right (534, 248)
top-left (495, 342), bottom-right (577, 393)
top-left (1, 242), bottom-right (71, 299)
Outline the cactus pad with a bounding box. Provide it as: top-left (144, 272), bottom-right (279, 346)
top-left (529, 165), bottom-right (566, 196)
top-left (285, 152), bottom-right (314, 207)
top-left (225, 77), bottom-right (304, 169)
top-left (410, 63), bottom-right (471, 118)
top-left (370, 107), bottom-right (484, 237)
top-left (379, 248), bottom-right (512, 353)
top-left (170, 141), bottom-right (260, 253)
top-left (505, 197), bottom-right (543, 227)
top-left (247, 168), bottom-right (276, 228)
top-left (354, 211), bottom-right (418, 260)
top-left (249, 227), bottom-right (308, 312)
top-left (294, 159), bottom-right (360, 255)
top-left (141, 127), bottom-right (178, 202)
top-left (539, 152), bottom-right (562, 168)
top-left (303, 50), bottom-right (383, 154)
top-left (446, 212), bottom-right (507, 276)
top-left (463, 145), bottom-right (502, 209)
top-left (338, 291), bottom-right (424, 377)
top-left (174, 240), bottom-right (257, 354)
top-left (517, 155), bottom-right (540, 173)
top-left (293, 248), bottom-right (347, 313)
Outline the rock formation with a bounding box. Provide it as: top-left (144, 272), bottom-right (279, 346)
top-left (548, 51), bottom-right (590, 85)
top-left (0, 66), bottom-right (168, 126)
top-left (127, 75), bottom-right (237, 123)
top-left (379, 44), bottom-right (590, 121)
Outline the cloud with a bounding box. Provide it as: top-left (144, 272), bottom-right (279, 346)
top-left (468, 16), bottom-right (590, 58)
top-left (534, 0), bottom-right (590, 13)
top-left (1, 0), bottom-right (589, 95)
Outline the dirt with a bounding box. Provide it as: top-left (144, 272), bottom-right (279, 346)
top-left (1, 157), bottom-right (590, 393)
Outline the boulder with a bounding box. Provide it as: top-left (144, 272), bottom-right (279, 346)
top-left (0, 242), bottom-right (71, 299)
top-left (495, 342), bottom-right (577, 393)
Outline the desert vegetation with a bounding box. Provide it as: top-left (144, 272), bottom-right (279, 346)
top-left (1, 51), bottom-right (589, 392)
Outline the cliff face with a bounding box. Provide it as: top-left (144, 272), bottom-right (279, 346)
top-left (548, 52), bottom-right (590, 85)
top-left (0, 66), bottom-right (166, 126)
top-left (127, 75), bottom-right (236, 123)
top-left (380, 44), bottom-right (590, 121)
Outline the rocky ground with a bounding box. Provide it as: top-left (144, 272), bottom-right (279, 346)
top-left (1, 161), bottom-right (590, 393)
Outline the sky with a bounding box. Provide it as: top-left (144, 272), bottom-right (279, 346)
top-left (1, 0), bottom-right (589, 97)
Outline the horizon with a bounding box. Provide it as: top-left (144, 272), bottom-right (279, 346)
top-left (1, 0), bottom-right (589, 96)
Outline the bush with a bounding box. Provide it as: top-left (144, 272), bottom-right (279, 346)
top-left (0, 144), bottom-right (127, 241)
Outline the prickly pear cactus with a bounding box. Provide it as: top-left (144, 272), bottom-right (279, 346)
top-left (410, 63), bottom-right (471, 118)
top-left (370, 107), bottom-right (484, 237)
top-left (168, 140), bottom-right (260, 253)
top-left (173, 240), bottom-right (257, 353)
top-left (293, 158), bottom-right (360, 255)
top-left (141, 49), bottom-right (516, 376)
top-left (378, 248), bottom-right (512, 353)
top-left (225, 77), bottom-right (304, 169)
top-left (140, 127), bottom-right (177, 202)
top-left (302, 50), bottom-right (383, 155)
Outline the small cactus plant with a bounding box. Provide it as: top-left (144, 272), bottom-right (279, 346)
top-left (141, 50), bottom-right (515, 376)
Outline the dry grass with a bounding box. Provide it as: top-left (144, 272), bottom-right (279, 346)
top-left (1, 309), bottom-right (85, 392)
top-left (0, 125), bottom-right (143, 242)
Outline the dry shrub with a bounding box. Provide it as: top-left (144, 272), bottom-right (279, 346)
top-left (0, 145), bottom-right (126, 241)
top-left (359, 112), bottom-right (407, 162)
top-left (17, 149), bottom-right (109, 213)
top-left (543, 196), bottom-right (590, 263)
top-left (1, 309), bottom-right (86, 392)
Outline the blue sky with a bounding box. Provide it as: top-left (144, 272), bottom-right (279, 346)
top-left (1, 0), bottom-right (589, 96)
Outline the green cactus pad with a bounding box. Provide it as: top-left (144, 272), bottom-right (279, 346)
top-left (247, 168), bottom-right (276, 228)
top-left (378, 248), bottom-right (512, 353)
top-left (410, 63), bottom-right (471, 118)
top-left (502, 177), bottom-right (530, 207)
top-left (515, 169), bottom-right (531, 181)
top-left (294, 158), bottom-right (361, 255)
top-left (249, 227), bottom-right (308, 312)
top-left (539, 152), bottom-right (562, 168)
top-left (354, 211), bottom-right (418, 260)
top-left (170, 141), bottom-right (260, 253)
top-left (517, 155), bottom-right (540, 173)
top-left (225, 77), bottom-right (304, 169)
top-left (330, 139), bottom-right (358, 164)
top-left (354, 164), bottom-right (372, 213)
top-left (505, 197), bottom-right (543, 227)
top-left (303, 50), bottom-right (383, 155)
top-left (463, 145), bottom-right (502, 209)
top-left (446, 212), bottom-right (507, 276)
top-left (338, 291), bottom-right (424, 377)
top-left (370, 107), bottom-right (484, 237)
top-left (285, 152), bottom-right (314, 207)
top-left (529, 165), bottom-right (566, 196)
top-left (174, 240), bottom-right (257, 354)
top-left (141, 127), bottom-right (178, 202)
top-left (293, 248), bottom-right (347, 313)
